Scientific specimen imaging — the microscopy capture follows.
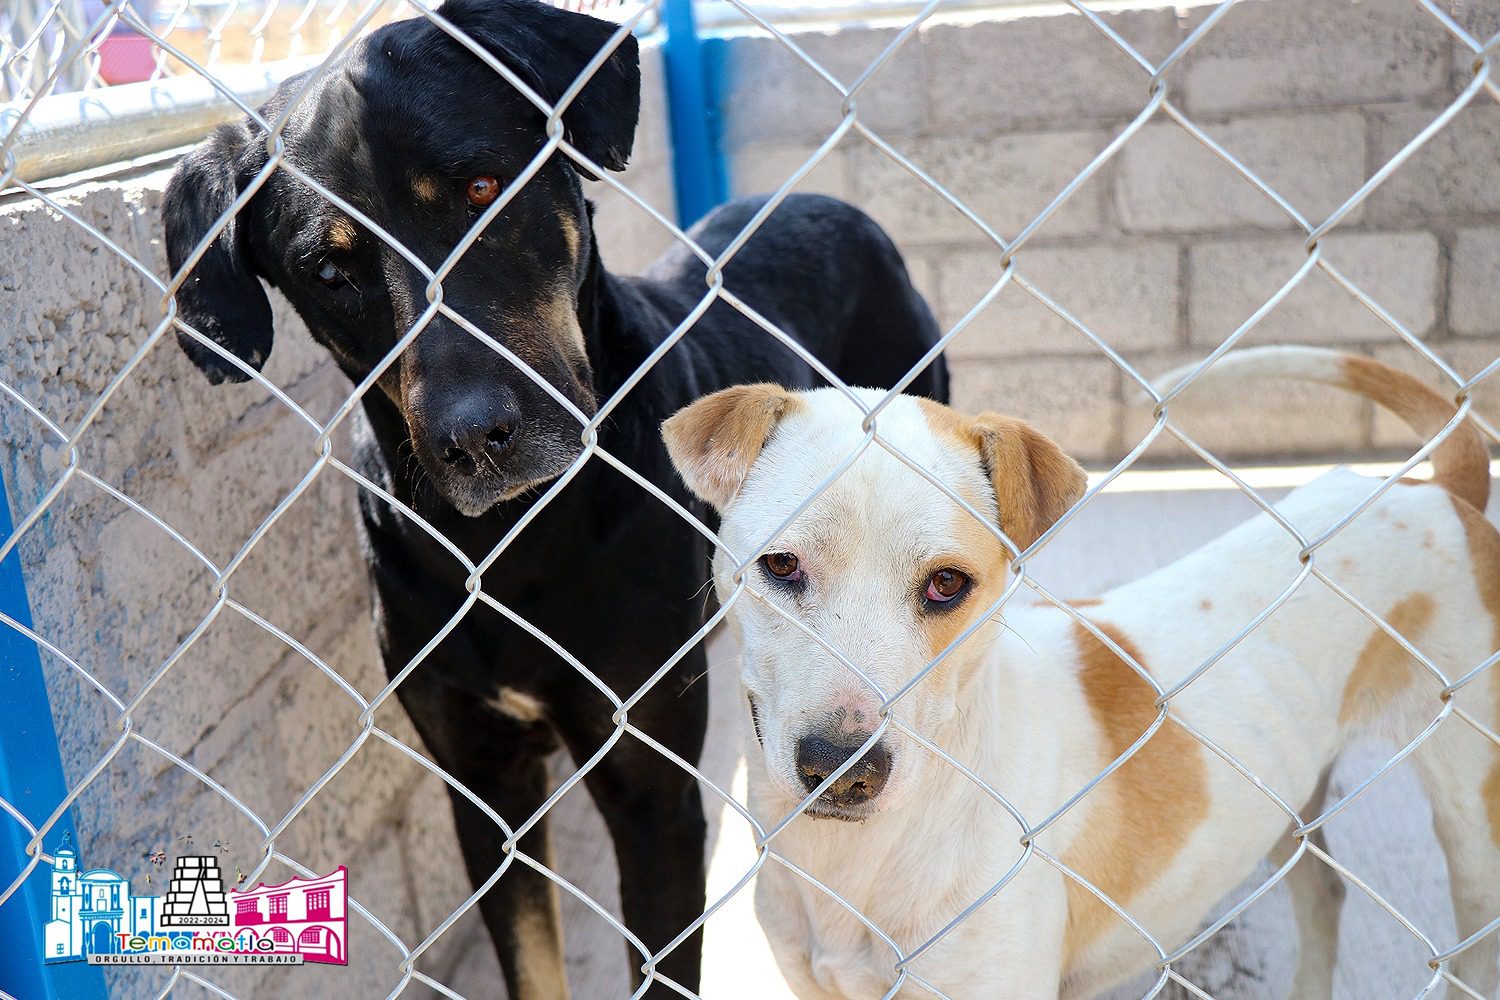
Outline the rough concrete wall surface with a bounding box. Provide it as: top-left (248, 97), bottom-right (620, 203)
top-left (1, 1), bottom-right (1496, 998)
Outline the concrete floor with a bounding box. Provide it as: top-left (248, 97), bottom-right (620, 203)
top-left (687, 462), bottom-right (1498, 1000)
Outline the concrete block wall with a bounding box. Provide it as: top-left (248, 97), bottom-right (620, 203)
top-left (718, 0), bottom-right (1500, 465)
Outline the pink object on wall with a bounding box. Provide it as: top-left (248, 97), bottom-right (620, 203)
top-left (97, 34), bottom-right (156, 85)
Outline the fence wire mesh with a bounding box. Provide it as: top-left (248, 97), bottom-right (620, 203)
top-left (2, 0), bottom-right (1499, 997)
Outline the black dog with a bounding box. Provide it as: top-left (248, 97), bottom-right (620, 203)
top-left (162, 0), bottom-right (947, 995)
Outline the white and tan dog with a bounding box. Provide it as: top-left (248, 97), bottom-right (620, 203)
top-left (663, 346), bottom-right (1500, 999)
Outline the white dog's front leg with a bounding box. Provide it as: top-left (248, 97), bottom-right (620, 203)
top-left (895, 860), bottom-right (1069, 1000)
top-left (757, 869), bottom-right (866, 1000)
top-left (756, 849), bottom-right (1070, 999)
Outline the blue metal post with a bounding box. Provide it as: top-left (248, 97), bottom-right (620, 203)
top-left (661, 0), bottom-right (727, 228)
top-left (0, 473), bottom-right (108, 999)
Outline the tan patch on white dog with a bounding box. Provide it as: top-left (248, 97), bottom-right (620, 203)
top-left (922, 519), bottom-right (1010, 664)
top-left (913, 398), bottom-right (1085, 660)
top-left (1062, 621), bottom-right (1209, 956)
top-left (1451, 496), bottom-right (1500, 846)
top-left (917, 398), bottom-right (1087, 551)
top-left (1343, 356), bottom-right (1490, 510)
top-left (1337, 594), bottom-right (1434, 725)
top-left (1452, 497), bottom-right (1500, 652)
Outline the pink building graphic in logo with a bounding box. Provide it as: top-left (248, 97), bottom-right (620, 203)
top-left (228, 866), bottom-right (348, 964)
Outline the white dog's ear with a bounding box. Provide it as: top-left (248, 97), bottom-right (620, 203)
top-left (970, 413), bottom-right (1087, 551)
top-left (662, 384), bottom-right (801, 509)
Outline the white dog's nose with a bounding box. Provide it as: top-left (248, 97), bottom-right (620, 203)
top-left (795, 735), bottom-right (891, 808)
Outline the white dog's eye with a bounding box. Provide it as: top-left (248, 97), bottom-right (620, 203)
top-left (762, 552), bottom-right (802, 584)
top-left (924, 568), bottom-right (969, 605)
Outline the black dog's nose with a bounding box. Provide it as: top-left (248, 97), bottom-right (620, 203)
top-left (796, 734), bottom-right (891, 808)
top-left (437, 401), bottom-right (521, 476)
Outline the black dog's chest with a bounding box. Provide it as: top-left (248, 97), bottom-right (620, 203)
top-left (364, 450), bottom-right (714, 705)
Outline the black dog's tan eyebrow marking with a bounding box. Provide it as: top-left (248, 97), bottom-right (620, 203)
top-left (412, 176), bottom-right (442, 204)
top-left (328, 217), bottom-right (357, 250)
top-left (558, 213), bottom-right (580, 264)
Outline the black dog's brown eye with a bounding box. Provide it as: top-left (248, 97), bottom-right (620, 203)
top-left (762, 552), bottom-right (801, 582)
top-left (925, 569), bottom-right (968, 603)
top-left (466, 176), bottom-right (501, 207)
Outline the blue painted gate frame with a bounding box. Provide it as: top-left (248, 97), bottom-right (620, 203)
top-left (662, 0), bottom-right (728, 228)
top-left (0, 473), bottom-right (109, 999)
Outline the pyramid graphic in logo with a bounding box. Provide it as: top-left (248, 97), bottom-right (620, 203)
top-left (159, 855), bottom-right (229, 927)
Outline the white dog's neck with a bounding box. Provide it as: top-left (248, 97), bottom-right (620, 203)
top-left (753, 611), bottom-right (1079, 948)
top-left (947, 610), bottom-right (1082, 824)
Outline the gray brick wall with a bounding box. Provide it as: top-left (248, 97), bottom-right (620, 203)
top-left (721, 0), bottom-right (1500, 465)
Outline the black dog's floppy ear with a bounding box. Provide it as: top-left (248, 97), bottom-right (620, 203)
top-left (162, 119), bottom-right (273, 384)
top-left (441, 0), bottom-right (642, 172)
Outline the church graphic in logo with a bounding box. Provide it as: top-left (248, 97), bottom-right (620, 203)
top-left (44, 834), bottom-right (165, 962)
top-left (42, 834), bottom-right (347, 966)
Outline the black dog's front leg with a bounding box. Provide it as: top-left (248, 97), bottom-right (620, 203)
top-left (364, 512), bottom-right (573, 999)
top-left (558, 655), bottom-right (710, 998)
top-left (580, 739), bottom-right (708, 997)
top-left (447, 746), bottom-right (569, 1000)
top-left (397, 675), bottom-right (571, 1000)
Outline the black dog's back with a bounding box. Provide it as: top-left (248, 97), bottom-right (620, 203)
top-left (637, 193), bottom-right (949, 402)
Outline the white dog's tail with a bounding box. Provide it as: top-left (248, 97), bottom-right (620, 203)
top-left (1154, 346), bottom-right (1491, 511)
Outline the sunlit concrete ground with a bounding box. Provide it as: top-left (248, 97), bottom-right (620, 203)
top-left (694, 461), bottom-right (1500, 1000)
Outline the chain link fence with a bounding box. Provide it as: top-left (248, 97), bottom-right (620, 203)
top-left (2, 0), bottom-right (1499, 997)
